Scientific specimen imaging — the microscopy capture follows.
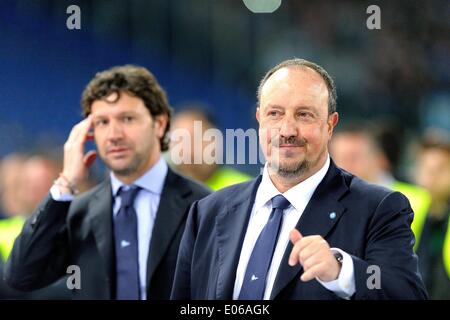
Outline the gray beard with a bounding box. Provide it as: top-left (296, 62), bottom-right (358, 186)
top-left (274, 160), bottom-right (310, 179)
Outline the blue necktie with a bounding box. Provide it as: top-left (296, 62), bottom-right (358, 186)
top-left (114, 186), bottom-right (141, 300)
top-left (238, 194), bottom-right (291, 300)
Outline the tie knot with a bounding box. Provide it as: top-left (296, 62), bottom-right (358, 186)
top-left (271, 195), bottom-right (291, 210)
top-left (119, 186), bottom-right (141, 208)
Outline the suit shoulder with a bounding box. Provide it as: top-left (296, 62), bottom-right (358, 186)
top-left (197, 178), bottom-right (259, 206)
top-left (66, 181), bottom-right (111, 219)
top-left (170, 172), bottom-right (212, 199)
top-left (343, 171), bottom-right (410, 208)
top-left (71, 182), bottom-right (108, 206)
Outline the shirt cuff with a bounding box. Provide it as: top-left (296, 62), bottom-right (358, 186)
top-left (316, 248), bottom-right (356, 299)
top-left (50, 185), bottom-right (75, 202)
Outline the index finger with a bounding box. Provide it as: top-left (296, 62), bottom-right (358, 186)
top-left (288, 234), bottom-right (317, 266)
top-left (289, 229), bottom-right (303, 244)
top-left (68, 115), bottom-right (93, 143)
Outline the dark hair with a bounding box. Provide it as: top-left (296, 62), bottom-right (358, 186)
top-left (257, 58), bottom-right (337, 115)
top-left (174, 104), bottom-right (218, 129)
top-left (419, 132), bottom-right (450, 155)
top-left (334, 120), bottom-right (380, 149)
top-left (81, 65), bottom-right (173, 151)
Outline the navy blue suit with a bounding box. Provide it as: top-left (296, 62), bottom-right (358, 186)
top-left (171, 160), bottom-right (427, 300)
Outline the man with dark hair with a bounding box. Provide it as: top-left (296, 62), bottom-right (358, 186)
top-left (5, 65), bottom-right (210, 299)
top-left (415, 134), bottom-right (450, 299)
top-left (330, 121), bottom-right (432, 248)
top-left (169, 105), bottom-right (252, 190)
top-left (171, 58), bottom-right (427, 300)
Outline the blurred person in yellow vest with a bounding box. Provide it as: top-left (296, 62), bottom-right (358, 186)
top-left (0, 154), bottom-right (28, 263)
top-left (169, 106), bottom-right (252, 190)
top-left (0, 154), bottom-right (61, 262)
top-left (414, 133), bottom-right (450, 299)
top-left (0, 152), bottom-right (97, 298)
top-left (329, 122), bottom-right (432, 249)
top-left (0, 154), bottom-right (28, 298)
top-left (0, 154), bottom-right (27, 219)
top-left (0, 152), bottom-right (96, 259)
top-left (0, 153), bottom-right (73, 298)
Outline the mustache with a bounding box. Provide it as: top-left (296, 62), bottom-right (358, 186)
top-left (106, 141), bottom-right (131, 152)
top-left (272, 136), bottom-right (307, 147)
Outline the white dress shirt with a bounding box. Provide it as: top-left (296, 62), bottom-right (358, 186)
top-left (232, 155), bottom-right (355, 300)
top-left (50, 157), bottom-right (168, 300)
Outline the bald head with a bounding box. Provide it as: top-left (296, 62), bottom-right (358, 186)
top-left (257, 58), bottom-right (337, 115)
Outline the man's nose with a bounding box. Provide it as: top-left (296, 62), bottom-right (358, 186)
top-left (279, 115), bottom-right (298, 138)
top-left (107, 121), bottom-right (124, 141)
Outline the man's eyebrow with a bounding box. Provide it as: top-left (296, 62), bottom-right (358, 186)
top-left (295, 105), bottom-right (317, 111)
top-left (265, 104), bottom-right (318, 112)
top-left (93, 110), bottom-right (138, 118)
top-left (117, 110), bottom-right (138, 115)
top-left (264, 104), bottom-right (284, 110)
top-left (92, 114), bottom-right (107, 119)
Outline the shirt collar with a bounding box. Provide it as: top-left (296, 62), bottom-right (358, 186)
top-left (254, 155), bottom-right (331, 212)
top-left (110, 156), bottom-right (168, 197)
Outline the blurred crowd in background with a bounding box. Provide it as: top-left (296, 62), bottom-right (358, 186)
top-left (0, 0), bottom-right (448, 299)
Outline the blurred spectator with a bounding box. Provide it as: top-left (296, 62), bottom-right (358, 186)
top-left (0, 153), bottom-right (71, 299)
top-left (0, 153), bottom-right (29, 298)
top-left (0, 154), bottom-right (29, 297)
top-left (414, 133), bottom-right (450, 299)
top-left (0, 154), bottom-right (27, 218)
top-left (0, 154), bottom-right (60, 261)
top-left (330, 121), bottom-right (431, 249)
top-left (19, 155), bottom-right (61, 215)
top-left (169, 107), bottom-right (252, 190)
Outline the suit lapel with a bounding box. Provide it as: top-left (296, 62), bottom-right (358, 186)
top-left (146, 169), bottom-right (192, 287)
top-left (270, 161), bottom-right (349, 299)
top-left (215, 176), bottom-right (262, 299)
top-left (86, 181), bottom-right (115, 296)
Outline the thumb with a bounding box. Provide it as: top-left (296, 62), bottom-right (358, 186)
top-left (289, 229), bottom-right (303, 244)
top-left (83, 150), bottom-right (97, 168)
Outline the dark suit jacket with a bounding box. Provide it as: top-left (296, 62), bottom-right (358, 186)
top-left (171, 160), bottom-right (428, 300)
top-left (4, 168), bottom-right (210, 299)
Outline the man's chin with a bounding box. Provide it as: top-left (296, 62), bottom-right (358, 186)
top-left (105, 160), bottom-right (135, 176)
top-left (111, 167), bottom-right (136, 177)
top-left (269, 157), bottom-right (303, 169)
top-left (269, 159), bottom-right (309, 178)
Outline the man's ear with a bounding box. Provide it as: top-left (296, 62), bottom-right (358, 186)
top-left (154, 114), bottom-right (169, 139)
top-left (256, 107), bottom-right (260, 124)
top-left (328, 112), bottom-right (339, 136)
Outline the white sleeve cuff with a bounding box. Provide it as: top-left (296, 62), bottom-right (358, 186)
top-left (50, 185), bottom-right (75, 202)
top-left (316, 248), bottom-right (356, 299)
